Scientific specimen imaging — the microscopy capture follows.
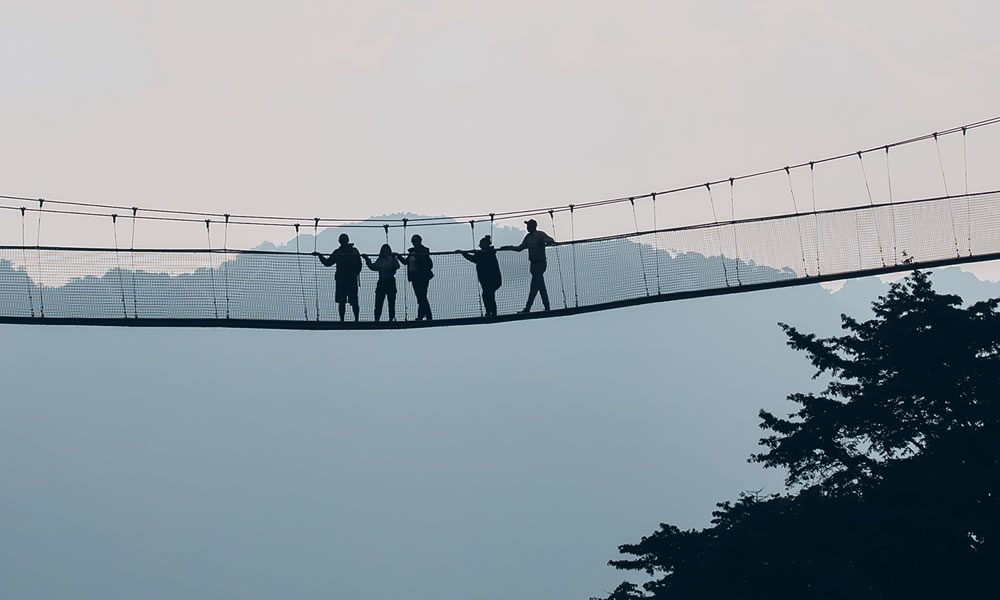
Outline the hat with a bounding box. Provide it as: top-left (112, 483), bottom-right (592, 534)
top-left (524, 218), bottom-right (537, 228)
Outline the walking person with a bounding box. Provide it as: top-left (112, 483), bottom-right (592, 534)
top-left (460, 235), bottom-right (502, 317)
top-left (502, 219), bottom-right (556, 313)
top-left (314, 233), bottom-right (363, 322)
top-left (405, 234), bottom-right (434, 321)
top-left (363, 244), bottom-right (405, 322)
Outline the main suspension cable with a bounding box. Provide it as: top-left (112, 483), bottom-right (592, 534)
top-left (1, 116), bottom-right (996, 233)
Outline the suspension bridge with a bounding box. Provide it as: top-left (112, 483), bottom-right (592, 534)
top-left (1, 118), bottom-right (999, 330)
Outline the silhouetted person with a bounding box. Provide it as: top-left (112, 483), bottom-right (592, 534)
top-left (502, 218), bottom-right (556, 313)
top-left (314, 233), bottom-right (363, 321)
top-left (405, 234), bottom-right (434, 321)
top-left (363, 244), bottom-right (406, 322)
top-left (460, 235), bottom-right (502, 317)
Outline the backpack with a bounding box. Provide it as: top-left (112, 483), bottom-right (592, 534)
top-left (335, 246), bottom-right (362, 278)
top-left (407, 249), bottom-right (434, 280)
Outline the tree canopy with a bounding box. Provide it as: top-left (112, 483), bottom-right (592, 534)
top-left (595, 270), bottom-right (999, 599)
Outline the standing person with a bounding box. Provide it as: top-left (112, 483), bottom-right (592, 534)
top-left (502, 218), bottom-right (556, 313)
top-left (363, 244), bottom-right (406, 322)
top-left (314, 233), bottom-right (363, 322)
top-left (460, 235), bottom-right (502, 317)
top-left (405, 234), bottom-right (434, 321)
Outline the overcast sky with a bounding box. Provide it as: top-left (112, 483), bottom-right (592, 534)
top-left (1, 0), bottom-right (999, 253)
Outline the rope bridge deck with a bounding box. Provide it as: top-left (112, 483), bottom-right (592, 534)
top-left (1, 191), bottom-right (998, 330)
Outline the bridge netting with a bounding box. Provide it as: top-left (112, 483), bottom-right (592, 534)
top-left (0, 190), bottom-right (997, 327)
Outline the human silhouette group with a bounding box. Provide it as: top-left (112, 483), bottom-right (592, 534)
top-left (313, 219), bottom-right (556, 322)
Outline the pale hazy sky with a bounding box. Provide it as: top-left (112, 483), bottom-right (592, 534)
top-left (2, 0), bottom-right (999, 252)
top-left (3, 5), bottom-right (1000, 599)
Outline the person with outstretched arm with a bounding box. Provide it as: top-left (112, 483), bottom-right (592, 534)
top-left (363, 243), bottom-right (406, 322)
top-left (501, 218), bottom-right (556, 313)
top-left (405, 234), bottom-right (434, 321)
top-left (459, 235), bottom-right (502, 317)
top-left (314, 233), bottom-right (363, 322)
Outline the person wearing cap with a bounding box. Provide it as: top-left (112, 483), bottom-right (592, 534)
top-left (459, 235), bottom-right (502, 317)
top-left (501, 218), bottom-right (556, 313)
top-left (405, 234), bottom-right (434, 321)
top-left (314, 233), bottom-right (363, 322)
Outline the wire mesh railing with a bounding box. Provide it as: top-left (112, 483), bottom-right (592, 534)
top-left (0, 191), bottom-right (998, 328)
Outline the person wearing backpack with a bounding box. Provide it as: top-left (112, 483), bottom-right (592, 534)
top-left (405, 234), bottom-right (434, 321)
top-left (459, 235), bottom-right (502, 317)
top-left (314, 233), bottom-right (363, 322)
